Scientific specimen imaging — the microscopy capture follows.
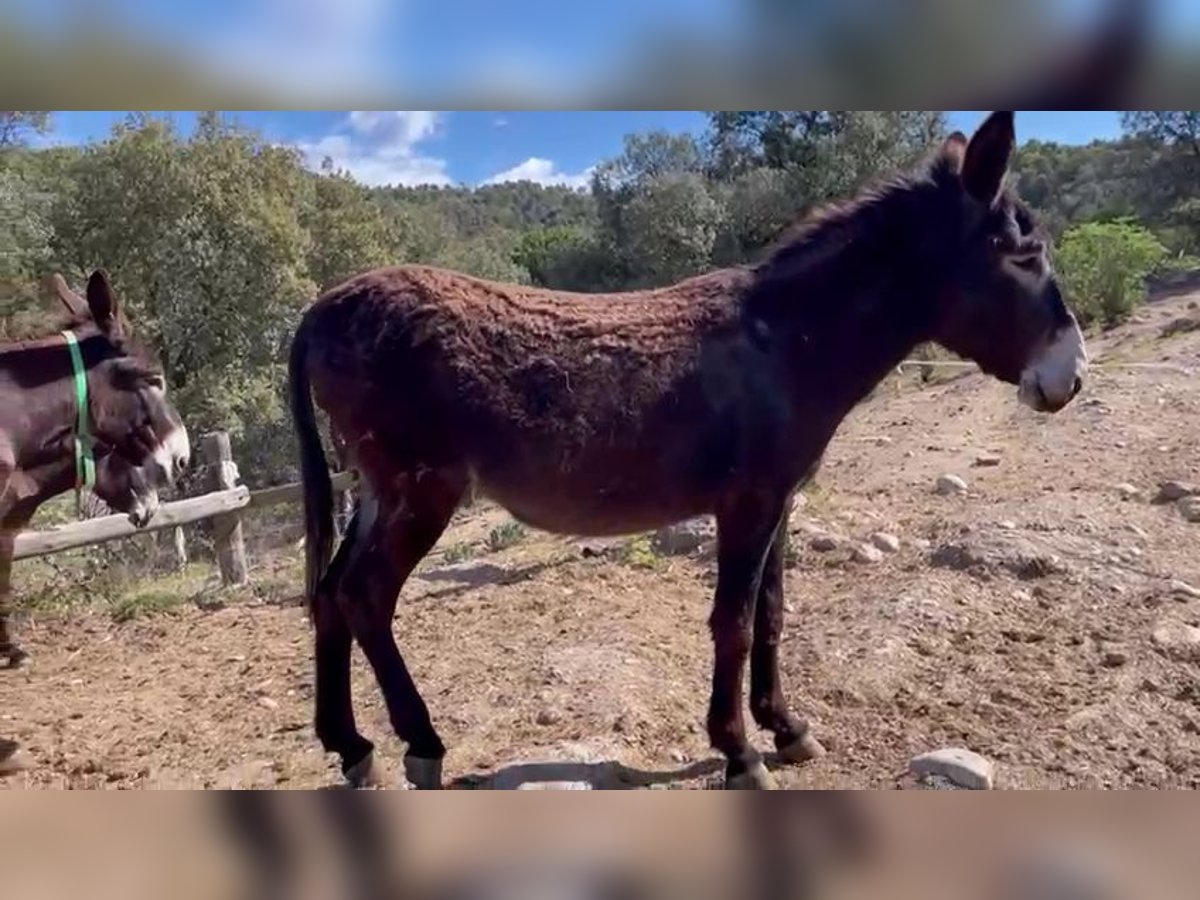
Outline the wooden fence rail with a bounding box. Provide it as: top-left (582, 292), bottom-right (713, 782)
top-left (13, 431), bottom-right (356, 578)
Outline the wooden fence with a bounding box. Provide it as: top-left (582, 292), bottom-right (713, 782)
top-left (14, 356), bottom-right (1190, 574)
top-left (13, 431), bottom-right (355, 586)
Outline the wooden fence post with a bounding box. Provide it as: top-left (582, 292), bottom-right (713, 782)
top-left (200, 431), bottom-right (248, 586)
top-left (171, 527), bottom-right (188, 571)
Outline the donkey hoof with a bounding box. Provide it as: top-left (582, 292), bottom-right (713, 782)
top-left (778, 732), bottom-right (827, 764)
top-left (0, 741), bottom-right (33, 777)
top-left (2, 647), bottom-right (29, 670)
top-left (725, 761), bottom-right (776, 790)
top-left (345, 751), bottom-right (383, 789)
top-left (403, 754), bottom-right (444, 790)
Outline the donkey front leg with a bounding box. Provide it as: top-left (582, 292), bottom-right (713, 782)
top-left (708, 490), bottom-right (790, 790)
top-left (750, 510), bottom-right (826, 764)
top-left (0, 531), bottom-right (28, 669)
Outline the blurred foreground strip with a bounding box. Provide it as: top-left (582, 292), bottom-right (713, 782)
top-left (0, 792), bottom-right (1196, 900)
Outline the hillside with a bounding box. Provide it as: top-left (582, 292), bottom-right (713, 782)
top-left (3, 286), bottom-right (1199, 790)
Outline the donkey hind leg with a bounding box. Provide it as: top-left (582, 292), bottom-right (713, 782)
top-left (337, 469), bottom-right (466, 790)
top-left (312, 509), bottom-right (380, 787)
top-left (707, 491), bottom-right (790, 790)
top-left (749, 507), bottom-right (826, 766)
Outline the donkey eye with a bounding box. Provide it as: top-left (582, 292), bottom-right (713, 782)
top-left (147, 374), bottom-right (165, 391)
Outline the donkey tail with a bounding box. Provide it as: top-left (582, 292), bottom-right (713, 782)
top-left (288, 315), bottom-right (333, 618)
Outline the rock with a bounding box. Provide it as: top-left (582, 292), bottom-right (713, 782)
top-left (517, 780), bottom-right (592, 790)
top-left (1179, 497), bottom-right (1200, 523)
top-left (1151, 621), bottom-right (1200, 662)
top-left (911, 538), bottom-right (932, 550)
top-left (973, 453), bottom-right (1002, 468)
top-left (869, 532), bottom-right (901, 553)
top-left (577, 538), bottom-right (621, 558)
top-left (998, 520), bottom-right (1017, 531)
top-left (1153, 480), bottom-right (1199, 504)
top-left (1123, 523), bottom-right (1148, 539)
top-left (1160, 316), bottom-right (1200, 338)
top-left (257, 696), bottom-right (279, 711)
top-left (930, 534), bottom-right (1068, 580)
top-left (853, 544), bottom-right (884, 564)
top-left (1169, 579), bottom-right (1200, 600)
top-left (1101, 648), bottom-right (1129, 668)
top-left (651, 518), bottom-right (715, 556)
top-left (810, 535), bottom-right (840, 552)
top-left (535, 708), bottom-right (562, 727)
top-left (1115, 483), bottom-right (1141, 501)
top-left (935, 474), bottom-right (968, 496)
top-left (909, 747), bottom-right (994, 790)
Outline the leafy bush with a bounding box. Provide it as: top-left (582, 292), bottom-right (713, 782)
top-left (1054, 218), bottom-right (1171, 327)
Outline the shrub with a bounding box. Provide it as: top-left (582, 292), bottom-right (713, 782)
top-left (1054, 219), bottom-right (1171, 327)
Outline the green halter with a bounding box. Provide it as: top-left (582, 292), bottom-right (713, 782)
top-left (61, 330), bottom-right (96, 494)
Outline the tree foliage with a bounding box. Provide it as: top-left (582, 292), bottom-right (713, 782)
top-left (1054, 219), bottom-right (1172, 327)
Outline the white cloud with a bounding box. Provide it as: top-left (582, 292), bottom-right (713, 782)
top-left (481, 157), bottom-right (595, 190)
top-left (296, 111), bottom-right (453, 188)
top-left (198, 0), bottom-right (396, 99)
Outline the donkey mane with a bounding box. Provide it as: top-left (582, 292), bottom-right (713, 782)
top-left (754, 149), bottom-right (961, 281)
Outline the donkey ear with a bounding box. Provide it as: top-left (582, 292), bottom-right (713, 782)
top-left (961, 111), bottom-right (1016, 206)
top-left (47, 273), bottom-right (88, 318)
top-left (86, 269), bottom-right (122, 336)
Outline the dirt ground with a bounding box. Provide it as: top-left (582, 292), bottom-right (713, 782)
top-left (3, 289), bottom-right (1199, 790)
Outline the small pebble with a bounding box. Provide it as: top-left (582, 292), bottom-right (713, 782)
top-left (1115, 483), bottom-right (1141, 501)
top-left (869, 532), bottom-right (901, 553)
top-left (1101, 649), bottom-right (1129, 668)
top-left (935, 474), bottom-right (968, 496)
top-left (810, 535), bottom-right (839, 552)
top-left (853, 544), bottom-right (884, 564)
top-left (257, 696), bottom-right (279, 711)
top-left (973, 453), bottom-right (1002, 468)
top-left (1168, 580), bottom-right (1200, 599)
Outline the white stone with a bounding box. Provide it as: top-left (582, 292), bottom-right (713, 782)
top-left (935, 474), bottom-right (968, 496)
top-left (516, 780), bottom-right (592, 790)
top-left (870, 532), bottom-right (901, 553)
top-left (910, 747), bottom-right (995, 790)
top-left (1168, 579), bottom-right (1200, 599)
top-left (1115, 483), bottom-right (1141, 501)
top-left (853, 543), bottom-right (884, 564)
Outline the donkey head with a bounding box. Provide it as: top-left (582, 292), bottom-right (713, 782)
top-left (928, 111), bottom-right (1088, 413)
top-left (50, 270), bottom-right (190, 526)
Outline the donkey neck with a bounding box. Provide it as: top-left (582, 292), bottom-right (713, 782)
top-left (0, 335), bottom-right (91, 471)
top-left (747, 182), bottom-right (947, 418)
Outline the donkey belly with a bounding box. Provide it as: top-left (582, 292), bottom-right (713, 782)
top-left (475, 469), bottom-right (713, 537)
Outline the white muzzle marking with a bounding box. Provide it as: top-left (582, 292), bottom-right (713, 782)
top-left (1018, 324), bottom-right (1088, 413)
top-left (150, 425), bottom-right (192, 487)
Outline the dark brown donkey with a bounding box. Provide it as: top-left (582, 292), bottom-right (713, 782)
top-left (1, 271), bottom-right (191, 674)
top-left (289, 111), bottom-right (1088, 790)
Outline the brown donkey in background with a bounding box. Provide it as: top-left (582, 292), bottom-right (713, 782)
top-left (290, 111), bottom-right (1088, 790)
top-left (0, 272), bottom-right (190, 670)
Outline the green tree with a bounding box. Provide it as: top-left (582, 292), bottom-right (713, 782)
top-left (305, 167), bottom-right (403, 292)
top-left (0, 111), bottom-right (50, 148)
top-left (1054, 219), bottom-right (1171, 327)
top-left (620, 172), bottom-right (722, 287)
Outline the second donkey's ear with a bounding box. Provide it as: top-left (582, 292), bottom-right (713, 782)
top-left (49, 273), bottom-right (88, 319)
top-left (86, 269), bottom-right (123, 337)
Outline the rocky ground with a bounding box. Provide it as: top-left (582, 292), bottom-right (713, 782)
top-left (2, 289), bottom-right (1199, 790)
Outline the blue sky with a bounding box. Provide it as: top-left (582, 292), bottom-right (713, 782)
top-left (41, 110), bottom-right (1127, 190)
